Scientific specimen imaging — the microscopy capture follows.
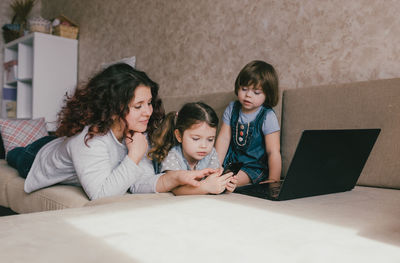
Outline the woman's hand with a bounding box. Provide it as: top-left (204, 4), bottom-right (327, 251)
top-left (177, 168), bottom-right (216, 187)
top-left (125, 132), bottom-right (148, 164)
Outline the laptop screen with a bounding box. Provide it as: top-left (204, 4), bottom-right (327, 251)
top-left (278, 129), bottom-right (380, 200)
top-left (235, 129), bottom-right (380, 201)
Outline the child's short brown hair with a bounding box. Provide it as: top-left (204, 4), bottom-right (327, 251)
top-left (234, 60), bottom-right (279, 107)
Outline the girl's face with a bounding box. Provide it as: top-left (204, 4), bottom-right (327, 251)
top-left (174, 122), bottom-right (217, 166)
top-left (237, 85), bottom-right (266, 113)
top-left (125, 85), bottom-right (153, 133)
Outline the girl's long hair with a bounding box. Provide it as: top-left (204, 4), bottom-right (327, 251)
top-left (148, 101), bottom-right (218, 162)
top-left (56, 63), bottom-right (164, 144)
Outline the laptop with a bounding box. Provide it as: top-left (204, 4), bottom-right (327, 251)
top-left (234, 129), bottom-right (381, 201)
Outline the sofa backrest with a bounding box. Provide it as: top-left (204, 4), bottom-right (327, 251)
top-left (162, 90), bottom-right (283, 127)
top-left (281, 78), bottom-right (400, 189)
top-left (162, 91), bottom-right (238, 122)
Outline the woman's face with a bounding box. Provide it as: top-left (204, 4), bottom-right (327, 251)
top-left (126, 85), bottom-right (153, 133)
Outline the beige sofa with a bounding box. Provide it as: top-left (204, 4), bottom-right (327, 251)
top-left (0, 77), bottom-right (399, 210)
top-left (1, 78), bottom-right (400, 213)
top-left (1, 78), bottom-right (400, 262)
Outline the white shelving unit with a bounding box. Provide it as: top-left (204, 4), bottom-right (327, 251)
top-left (2, 32), bottom-right (78, 130)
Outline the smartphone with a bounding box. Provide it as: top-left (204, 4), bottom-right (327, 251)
top-left (222, 162), bottom-right (243, 175)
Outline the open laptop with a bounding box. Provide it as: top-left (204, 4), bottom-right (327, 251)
top-left (234, 129), bottom-right (381, 201)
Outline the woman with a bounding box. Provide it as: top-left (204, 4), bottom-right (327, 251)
top-left (9, 63), bottom-right (214, 200)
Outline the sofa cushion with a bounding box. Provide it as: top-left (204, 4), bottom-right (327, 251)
top-left (281, 78), bottom-right (400, 189)
top-left (0, 134), bottom-right (5, 159)
top-left (162, 90), bottom-right (283, 133)
top-left (0, 186), bottom-right (399, 262)
top-left (85, 192), bottom-right (174, 207)
top-left (6, 175), bottom-right (89, 214)
top-left (101, 55), bottom-right (136, 69)
top-left (0, 160), bottom-right (18, 207)
top-left (0, 117), bottom-right (48, 156)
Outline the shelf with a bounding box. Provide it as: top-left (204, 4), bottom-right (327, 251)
top-left (2, 32), bottom-right (78, 131)
top-left (20, 78), bottom-right (33, 84)
top-left (4, 33), bottom-right (34, 49)
top-left (18, 43), bottom-right (33, 80)
top-left (16, 81), bottom-right (32, 119)
top-left (5, 80), bottom-right (17, 86)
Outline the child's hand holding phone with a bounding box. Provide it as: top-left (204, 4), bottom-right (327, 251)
top-left (221, 162), bottom-right (243, 193)
top-left (203, 169), bottom-right (232, 194)
top-left (225, 175), bottom-right (238, 193)
top-left (222, 162), bottom-right (243, 175)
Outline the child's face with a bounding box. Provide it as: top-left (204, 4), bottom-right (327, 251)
top-left (175, 122), bottom-right (217, 165)
top-left (237, 85), bottom-right (266, 113)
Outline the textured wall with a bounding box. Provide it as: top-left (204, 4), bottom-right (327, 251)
top-left (40, 0), bottom-right (400, 97)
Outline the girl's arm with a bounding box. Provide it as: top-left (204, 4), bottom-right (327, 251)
top-left (171, 170), bottom-right (233, 195)
top-left (264, 131), bottom-right (282, 182)
top-left (215, 123), bottom-right (232, 166)
top-left (155, 169), bottom-right (215, 193)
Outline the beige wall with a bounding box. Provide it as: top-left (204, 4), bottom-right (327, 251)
top-left (36, 0), bottom-right (400, 97)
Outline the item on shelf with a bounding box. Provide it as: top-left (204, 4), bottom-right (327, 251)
top-left (2, 24), bottom-right (20, 43)
top-left (28, 17), bottom-right (51, 34)
top-left (5, 101), bottom-right (17, 118)
top-left (2, 87), bottom-right (17, 118)
top-left (2, 0), bottom-right (36, 43)
top-left (52, 15), bottom-right (79, 39)
top-left (3, 60), bottom-right (18, 83)
top-left (10, 0), bottom-right (36, 36)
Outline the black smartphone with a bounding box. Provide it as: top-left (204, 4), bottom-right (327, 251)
top-left (222, 162), bottom-right (243, 175)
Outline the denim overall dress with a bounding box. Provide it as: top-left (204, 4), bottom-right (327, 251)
top-left (223, 101), bottom-right (269, 184)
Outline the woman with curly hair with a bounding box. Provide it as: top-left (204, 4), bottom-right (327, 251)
top-left (7, 63), bottom-right (212, 200)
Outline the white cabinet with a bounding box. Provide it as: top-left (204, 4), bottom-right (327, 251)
top-left (2, 32), bottom-right (78, 131)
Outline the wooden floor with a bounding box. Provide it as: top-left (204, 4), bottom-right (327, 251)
top-left (0, 206), bottom-right (17, 216)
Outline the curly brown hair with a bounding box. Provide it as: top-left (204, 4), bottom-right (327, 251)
top-left (56, 63), bottom-right (165, 144)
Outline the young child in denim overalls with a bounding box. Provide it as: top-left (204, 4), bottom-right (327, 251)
top-left (148, 102), bottom-right (236, 195)
top-left (216, 60), bottom-right (281, 195)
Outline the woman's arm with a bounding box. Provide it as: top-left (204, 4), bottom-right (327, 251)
top-left (72, 135), bottom-right (148, 200)
top-left (264, 131), bottom-right (282, 182)
top-left (171, 170), bottom-right (232, 195)
top-left (215, 123), bottom-right (232, 166)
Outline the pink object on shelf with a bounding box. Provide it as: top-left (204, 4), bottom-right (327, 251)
top-left (3, 60), bottom-right (18, 83)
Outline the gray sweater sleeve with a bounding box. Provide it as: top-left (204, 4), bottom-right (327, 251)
top-left (129, 154), bottom-right (162, 193)
top-left (70, 134), bottom-right (148, 200)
